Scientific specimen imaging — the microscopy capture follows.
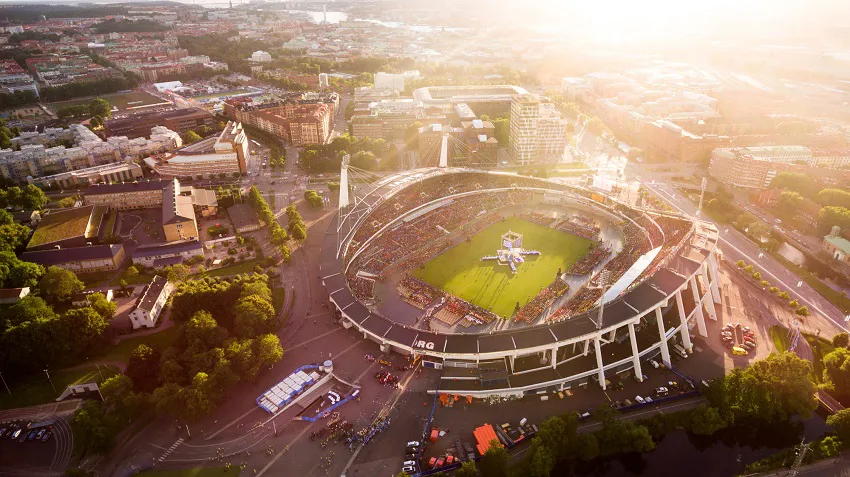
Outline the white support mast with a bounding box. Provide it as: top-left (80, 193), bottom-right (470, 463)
top-left (339, 154), bottom-right (351, 210)
top-left (439, 133), bottom-right (449, 168)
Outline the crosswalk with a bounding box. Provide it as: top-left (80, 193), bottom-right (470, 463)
top-left (157, 438), bottom-right (184, 462)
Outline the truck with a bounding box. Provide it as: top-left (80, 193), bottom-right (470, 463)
top-left (672, 344), bottom-right (688, 358)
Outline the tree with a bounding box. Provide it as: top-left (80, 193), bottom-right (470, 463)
top-left (254, 333), bottom-right (284, 368)
top-left (88, 98), bottom-right (112, 118)
top-left (57, 196), bottom-right (77, 208)
top-left (240, 281), bottom-right (273, 303)
top-left (126, 344), bottom-right (161, 393)
top-left (73, 400), bottom-right (113, 453)
top-left (778, 291), bottom-right (790, 300)
top-left (833, 332), bottom-right (850, 349)
top-left (711, 352), bottom-right (817, 423)
top-left (151, 382), bottom-right (183, 417)
top-left (594, 408), bottom-right (655, 455)
top-left (771, 172), bottom-right (816, 197)
top-left (279, 244), bottom-right (291, 263)
top-left (88, 292), bottom-right (117, 319)
top-left (0, 250), bottom-right (44, 287)
top-left (818, 206), bottom-right (850, 234)
top-left (165, 263), bottom-right (190, 283)
top-left (527, 439), bottom-right (557, 477)
top-left (796, 306), bottom-right (810, 317)
top-left (455, 460), bottom-right (477, 477)
top-left (823, 347), bottom-right (850, 397)
top-left (826, 408), bottom-right (850, 444)
top-left (185, 130), bottom-right (202, 144)
top-left (56, 307), bottom-right (110, 353)
top-left (185, 311), bottom-right (228, 352)
top-left (0, 211), bottom-right (31, 252)
top-left (479, 441), bottom-right (508, 477)
top-left (290, 222), bottom-right (307, 241)
top-left (777, 191), bottom-right (803, 214)
top-left (38, 266), bottom-right (85, 303)
top-left (788, 299), bottom-right (799, 308)
top-left (689, 405), bottom-right (727, 435)
top-left (19, 184), bottom-right (48, 209)
top-left (817, 189), bottom-right (850, 208)
top-left (233, 295), bottom-right (276, 338)
top-left (124, 265), bottom-right (139, 280)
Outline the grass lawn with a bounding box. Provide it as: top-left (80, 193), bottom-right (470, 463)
top-left (79, 270), bottom-right (115, 288)
top-left (769, 325), bottom-right (790, 352)
top-left (412, 217), bottom-right (593, 318)
top-left (0, 365), bottom-right (119, 410)
top-left (195, 258), bottom-right (262, 278)
top-left (48, 91), bottom-right (166, 111)
top-left (136, 467), bottom-right (239, 477)
top-left (804, 333), bottom-right (836, 384)
top-left (272, 286), bottom-right (286, 314)
top-left (100, 325), bottom-right (181, 363)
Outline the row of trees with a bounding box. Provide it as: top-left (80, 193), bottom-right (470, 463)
top-left (0, 90), bottom-right (38, 109)
top-left (40, 76), bottom-right (140, 103)
top-left (146, 275), bottom-right (284, 421)
top-left (247, 185), bottom-right (291, 262)
top-left (1, 267), bottom-right (115, 376)
top-left (300, 134), bottom-right (397, 173)
top-left (479, 353), bottom-right (820, 477)
top-left (735, 260), bottom-right (809, 316)
top-left (285, 204), bottom-right (307, 241)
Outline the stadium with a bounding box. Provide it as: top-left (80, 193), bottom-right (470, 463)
top-left (320, 167), bottom-right (721, 398)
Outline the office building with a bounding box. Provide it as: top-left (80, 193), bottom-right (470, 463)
top-left (30, 160), bottom-right (144, 189)
top-left (351, 99), bottom-right (423, 140)
top-left (250, 50), bottom-right (272, 62)
top-left (319, 73), bottom-right (329, 88)
top-left (709, 146), bottom-right (850, 189)
top-left (0, 59), bottom-right (38, 96)
top-left (224, 96), bottom-right (336, 146)
top-left (509, 94), bottom-right (568, 165)
top-left (147, 121), bottom-right (249, 179)
top-left (26, 205), bottom-right (109, 252)
top-left (162, 178), bottom-right (199, 242)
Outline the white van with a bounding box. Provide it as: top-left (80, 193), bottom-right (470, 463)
top-left (672, 344), bottom-right (688, 358)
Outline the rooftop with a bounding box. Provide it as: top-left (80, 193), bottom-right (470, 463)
top-left (27, 205), bottom-right (105, 250)
top-left (825, 235), bottom-right (850, 254)
top-left (135, 275), bottom-right (170, 312)
top-left (84, 180), bottom-right (169, 195)
top-left (21, 244), bottom-right (123, 265)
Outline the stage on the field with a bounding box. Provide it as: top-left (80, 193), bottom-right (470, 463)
top-left (412, 217), bottom-right (594, 319)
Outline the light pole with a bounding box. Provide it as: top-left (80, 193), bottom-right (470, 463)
top-left (44, 369), bottom-right (56, 393)
top-left (0, 371), bottom-right (11, 395)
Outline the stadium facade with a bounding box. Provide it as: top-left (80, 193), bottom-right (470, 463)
top-left (321, 169), bottom-right (721, 397)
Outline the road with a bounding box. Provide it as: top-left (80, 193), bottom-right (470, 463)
top-left (569, 123), bottom-right (848, 336)
top-left (641, 179), bottom-right (847, 335)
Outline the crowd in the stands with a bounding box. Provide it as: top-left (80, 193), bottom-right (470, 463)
top-left (566, 244), bottom-right (611, 275)
top-left (514, 278), bottom-right (570, 323)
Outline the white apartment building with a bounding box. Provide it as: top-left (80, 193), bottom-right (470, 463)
top-left (319, 73), bottom-right (329, 88)
top-left (250, 50), bottom-right (272, 62)
top-left (509, 94), bottom-right (568, 165)
top-left (129, 275), bottom-right (174, 329)
top-left (0, 125), bottom-right (182, 182)
top-left (374, 72), bottom-right (406, 92)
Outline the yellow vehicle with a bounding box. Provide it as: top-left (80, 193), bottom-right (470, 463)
top-left (732, 346), bottom-right (748, 356)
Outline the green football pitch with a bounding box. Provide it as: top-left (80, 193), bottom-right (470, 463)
top-left (411, 217), bottom-right (594, 319)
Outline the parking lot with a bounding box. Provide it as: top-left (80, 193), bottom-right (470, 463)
top-left (0, 416), bottom-right (73, 475)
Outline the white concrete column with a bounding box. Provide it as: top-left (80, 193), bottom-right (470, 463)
top-left (678, 289), bottom-right (705, 338)
top-left (551, 344), bottom-right (558, 369)
top-left (655, 307), bottom-right (671, 367)
top-left (583, 339), bottom-right (591, 356)
top-left (594, 337), bottom-right (606, 390)
top-left (701, 265), bottom-right (718, 321)
top-left (690, 276), bottom-right (706, 324)
top-left (509, 353), bottom-right (515, 371)
top-left (628, 322), bottom-right (643, 382)
top-left (608, 329), bottom-right (616, 342)
top-left (708, 253), bottom-right (721, 304)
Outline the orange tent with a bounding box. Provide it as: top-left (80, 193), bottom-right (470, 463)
top-left (473, 424), bottom-right (503, 455)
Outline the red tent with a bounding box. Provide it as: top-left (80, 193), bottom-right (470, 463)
top-left (473, 424), bottom-right (503, 455)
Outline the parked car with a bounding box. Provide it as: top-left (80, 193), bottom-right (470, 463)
top-left (645, 396), bottom-right (653, 403)
top-left (35, 429), bottom-right (45, 440)
top-left (402, 466), bottom-right (417, 474)
top-left (41, 431), bottom-right (51, 443)
top-left (635, 395), bottom-right (646, 404)
top-left (655, 386), bottom-right (669, 396)
top-left (403, 460), bottom-right (417, 467)
top-left (406, 441), bottom-right (420, 448)
top-left (26, 430), bottom-right (37, 440)
top-left (11, 429), bottom-right (22, 439)
top-left (668, 381), bottom-right (679, 389)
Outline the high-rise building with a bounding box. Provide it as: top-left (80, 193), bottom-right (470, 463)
top-left (509, 94), bottom-right (568, 165)
top-left (319, 73), bottom-right (329, 88)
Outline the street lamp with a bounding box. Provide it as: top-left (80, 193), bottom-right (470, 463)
top-left (0, 371), bottom-right (11, 395)
top-left (44, 368), bottom-right (56, 393)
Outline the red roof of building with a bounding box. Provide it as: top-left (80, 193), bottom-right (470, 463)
top-left (473, 424), bottom-right (502, 455)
